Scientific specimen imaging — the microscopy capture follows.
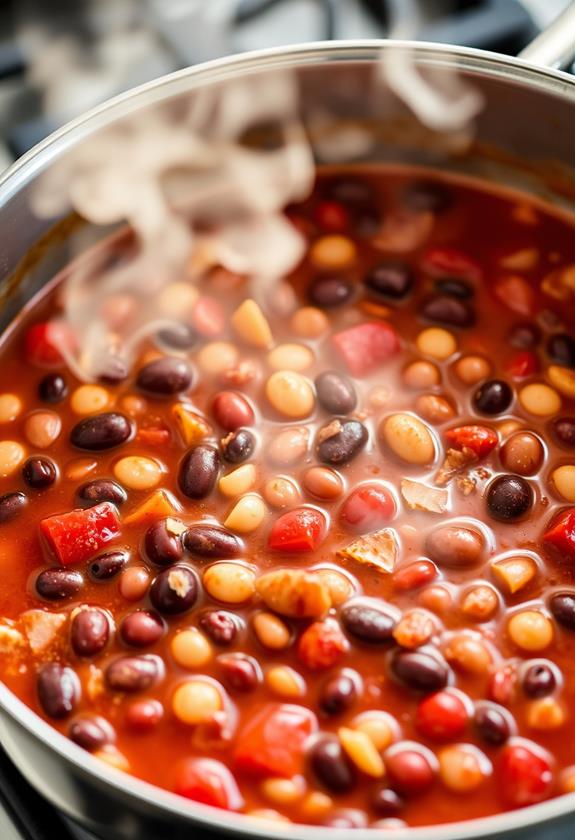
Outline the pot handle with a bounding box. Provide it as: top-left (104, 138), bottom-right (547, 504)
top-left (519, 1), bottom-right (575, 70)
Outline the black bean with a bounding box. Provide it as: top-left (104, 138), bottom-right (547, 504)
top-left (316, 419), bottom-right (368, 466)
top-left (548, 333), bottom-right (575, 368)
top-left (69, 715), bottom-right (115, 751)
top-left (434, 279), bottom-right (473, 299)
top-left (178, 445), bottom-right (220, 499)
top-left (553, 418), bottom-right (575, 448)
top-left (36, 568), bottom-right (83, 600)
top-left (38, 373), bottom-right (68, 404)
top-left (523, 663), bottom-right (556, 698)
top-left (372, 788), bottom-right (404, 816)
top-left (308, 276), bottom-right (354, 308)
top-left (144, 519), bottom-right (184, 567)
top-left (474, 703), bottom-right (510, 745)
top-left (149, 565), bottom-right (198, 615)
top-left (70, 413), bottom-right (133, 451)
top-left (473, 379), bottom-right (513, 415)
top-left (486, 474), bottom-right (533, 522)
top-left (218, 653), bottom-right (260, 692)
top-left (402, 180), bottom-right (452, 214)
top-left (340, 600), bottom-right (396, 643)
top-left (508, 322), bottom-right (540, 349)
top-left (77, 479), bottom-right (127, 508)
top-left (315, 371), bottom-right (357, 415)
top-left (420, 295), bottom-right (474, 328)
top-left (120, 610), bottom-right (164, 648)
top-left (319, 671), bottom-right (357, 715)
top-left (89, 550), bottom-right (128, 581)
top-left (200, 610), bottom-right (239, 645)
top-left (136, 357), bottom-right (192, 396)
top-left (37, 663), bottom-right (80, 719)
top-left (309, 737), bottom-right (355, 793)
top-left (364, 262), bottom-right (413, 300)
top-left (0, 491), bottom-right (28, 524)
top-left (22, 457), bottom-right (57, 489)
top-left (549, 592), bottom-right (575, 630)
top-left (70, 608), bottom-right (110, 658)
top-left (157, 323), bottom-right (197, 350)
top-left (105, 655), bottom-right (161, 693)
top-left (325, 177), bottom-right (373, 208)
top-left (221, 429), bottom-right (255, 464)
top-left (183, 524), bottom-right (242, 559)
top-left (390, 649), bottom-right (449, 693)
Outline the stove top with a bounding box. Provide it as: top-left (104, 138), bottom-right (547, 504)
top-left (0, 0), bottom-right (573, 837)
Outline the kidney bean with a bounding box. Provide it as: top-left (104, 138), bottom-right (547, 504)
top-left (120, 610), bottom-right (164, 648)
top-left (70, 607), bottom-right (110, 657)
top-left (218, 653), bottom-right (260, 692)
top-left (403, 179), bottom-right (452, 213)
top-left (136, 357), bottom-right (192, 396)
top-left (90, 550), bottom-right (128, 581)
top-left (473, 379), bottom-right (513, 415)
top-left (221, 429), bottom-right (256, 464)
top-left (149, 565), bottom-right (198, 615)
top-left (553, 418), bottom-right (575, 448)
top-left (363, 262), bottom-right (413, 300)
top-left (37, 663), bottom-right (80, 719)
top-left (200, 610), bottom-right (239, 645)
top-left (22, 457), bottom-right (57, 489)
top-left (486, 475), bottom-right (533, 521)
top-left (69, 715), bottom-right (115, 751)
top-left (434, 278), bottom-right (473, 299)
top-left (390, 649), bottom-right (450, 692)
top-left (385, 746), bottom-right (435, 795)
top-left (548, 333), bottom-right (575, 368)
top-left (36, 567), bottom-right (84, 600)
top-left (319, 670), bottom-right (358, 715)
top-left (70, 413), bottom-right (133, 451)
top-left (425, 525), bottom-right (484, 568)
top-left (125, 699), bottom-right (164, 733)
top-left (549, 592), bottom-right (575, 629)
top-left (309, 276), bottom-right (354, 308)
top-left (474, 703), bottom-right (511, 745)
top-left (157, 323), bottom-right (197, 350)
top-left (212, 391), bottom-right (254, 431)
top-left (183, 525), bottom-right (241, 559)
top-left (0, 491), bottom-right (27, 523)
top-left (420, 296), bottom-right (474, 328)
top-left (316, 419), bottom-right (368, 466)
top-left (523, 663), bottom-right (556, 698)
top-left (372, 787), bottom-right (404, 816)
top-left (144, 520), bottom-right (184, 566)
top-left (393, 560), bottom-right (438, 590)
top-left (105, 655), bottom-right (162, 692)
top-left (178, 445), bottom-right (220, 499)
top-left (340, 599), bottom-right (397, 643)
top-left (309, 737), bottom-right (355, 793)
top-left (38, 373), bottom-right (68, 403)
top-left (77, 479), bottom-right (127, 508)
top-left (315, 371), bottom-right (357, 415)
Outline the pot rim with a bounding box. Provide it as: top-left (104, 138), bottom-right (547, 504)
top-left (1, 38), bottom-right (575, 839)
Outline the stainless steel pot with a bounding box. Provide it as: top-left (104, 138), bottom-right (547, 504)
top-left (1, 7), bottom-right (575, 839)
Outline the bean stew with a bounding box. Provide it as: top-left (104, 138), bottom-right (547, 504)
top-left (1, 165), bottom-right (575, 829)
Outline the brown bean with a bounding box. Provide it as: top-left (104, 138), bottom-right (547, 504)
top-left (77, 479), bottom-right (127, 508)
top-left (70, 608), bottom-right (111, 657)
top-left (178, 445), bottom-right (220, 499)
top-left (37, 663), bottom-right (80, 718)
top-left (105, 655), bottom-right (162, 692)
top-left (500, 432), bottom-right (544, 476)
top-left (36, 568), bottom-right (84, 600)
top-left (149, 565), bottom-right (198, 615)
top-left (70, 413), bottom-right (133, 451)
top-left (69, 715), bottom-right (115, 751)
top-left (425, 525), bottom-right (485, 568)
top-left (120, 610), bottom-right (164, 648)
top-left (183, 525), bottom-right (242, 559)
top-left (0, 491), bottom-right (28, 523)
top-left (136, 357), bottom-right (193, 396)
top-left (212, 391), bottom-right (255, 431)
top-left (218, 653), bottom-right (261, 692)
top-left (317, 419), bottom-right (368, 465)
top-left (90, 550), bottom-right (129, 581)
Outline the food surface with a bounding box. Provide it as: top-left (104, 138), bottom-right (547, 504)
top-left (1, 165), bottom-right (575, 829)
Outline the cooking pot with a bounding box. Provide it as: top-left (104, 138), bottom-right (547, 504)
top-left (1, 6), bottom-right (575, 839)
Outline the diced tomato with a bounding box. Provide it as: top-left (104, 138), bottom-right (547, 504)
top-left (297, 619), bottom-right (349, 671)
top-left (40, 502), bottom-right (121, 566)
top-left (504, 350), bottom-right (538, 379)
top-left (499, 741), bottom-right (553, 807)
top-left (174, 758), bottom-right (244, 811)
top-left (268, 507), bottom-right (327, 552)
top-left (445, 425), bottom-right (498, 459)
top-left (136, 424), bottom-right (172, 447)
top-left (313, 200), bottom-right (350, 232)
top-left (234, 704), bottom-right (317, 778)
top-left (487, 664), bottom-right (518, 706)
top-left (393, 559), bottom-right (438, 591)
top-left (543, 508), bottom-right (575, 560)
top-left (340, 483), bottom-right (395, 532)
top-left (332, 321), bottom-right (400, 377)
top-left (494, 275), bottom-right (535, 317)
top-left (420, 247), bottom-right (482, 282)
top-left (415, 690), bottom-right (469, 741)
top-left (24, 321), bottom-right (76, 367)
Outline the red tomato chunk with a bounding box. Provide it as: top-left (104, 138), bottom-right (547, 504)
top-left (40, 503), bottom-right (121, 566)
top-left (268, 507), bottom-right (327, 552)
top-left (234, 704), bottom-right (317, 778)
